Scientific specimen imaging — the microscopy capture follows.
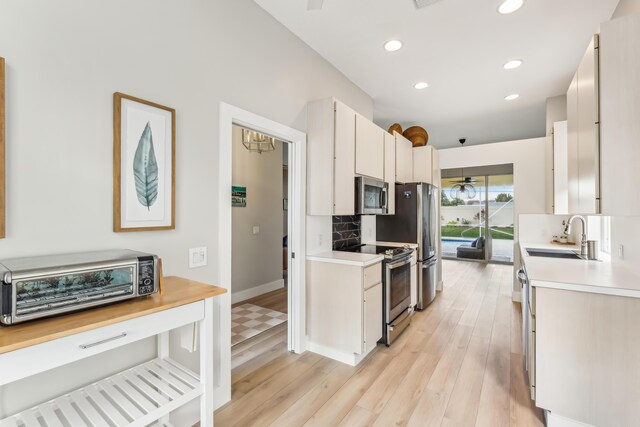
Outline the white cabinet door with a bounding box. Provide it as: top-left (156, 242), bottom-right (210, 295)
top-left (567, 73), bottom-right (580, 213)
top-left (432, 147), bottom-right (440, 186)
top-left (412, 146), bottom-right (433, 184)
top-left (600, 15), bottom-right (640, 215)
top-left (395, 132), bottom-right (413, 183)
top-left (576, 36), bottom-right (600, 214)
top-left (553, 121), bottom-right (569, 214)
top-left (334, 101), bottom-right (356, 215)
top-left (363, 282), bottom-right (383, 354)
top-left (384, 132), bottom-right (396, 215)
top-left (355, 114), bottom-right (384, 180)
top-left (566, 37), bottom-right (600, 215)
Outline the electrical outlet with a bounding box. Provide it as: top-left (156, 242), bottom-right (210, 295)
top-left (189, 247), bottom-right (207, 268)
top-left (253, 226), bottom-right (260, 235)
top-left (319, 234), bottom-right (323, 246)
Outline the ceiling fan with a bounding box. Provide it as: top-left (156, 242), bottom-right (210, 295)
top-left (307, 0), bottom-right (446, 11)
top-left (451, 176), bottom-right (480, 185)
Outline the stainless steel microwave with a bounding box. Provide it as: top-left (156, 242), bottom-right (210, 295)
top-left (0, 250), bottom-right (159, 325)
top-left (355, 176), bottom-right (389, 215)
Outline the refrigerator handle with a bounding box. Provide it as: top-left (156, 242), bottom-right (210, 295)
top-left (421, 258), bottom-right (438, 268)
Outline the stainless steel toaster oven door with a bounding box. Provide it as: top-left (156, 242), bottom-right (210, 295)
top-left (12, 261), bottom-right (138, 323)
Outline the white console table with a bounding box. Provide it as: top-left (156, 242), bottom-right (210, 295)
top-left (0, 276), bottom-right (226, 427)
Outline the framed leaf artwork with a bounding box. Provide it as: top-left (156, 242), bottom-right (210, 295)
top-left (113, 93), bottom-right (175, 232)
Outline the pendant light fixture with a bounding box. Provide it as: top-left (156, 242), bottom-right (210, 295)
top-left (449, 139), bottom-right (478, 200)
top-left (450, 170), bottom-right (478, 200)
top-left (242, 129), bottom-right (276, 154)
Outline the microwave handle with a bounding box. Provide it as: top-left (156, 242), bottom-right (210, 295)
top-left (381, 187), bottom-right (388, 210)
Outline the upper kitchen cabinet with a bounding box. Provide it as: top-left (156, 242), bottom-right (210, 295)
top-left (395, 132), bottom-right (413, 184)
top-left (432, 147), bottom-right (441, 186)
top-left (384, 132), bottom-right (396, 215)
top-left (600, 14), bottom-right (640, 216)
top-left (355, 114), bottom-right (384, 180)
top-left (413, 145), bottom-right (440, 185)
top-left (553, 121), bottom-right (570, 214)
top-left (412, 146), bottom-right (432, 184)
top-left (307, 98), bottom-right (356, 215)
top-left (565, 35), bottom-right (601, 214)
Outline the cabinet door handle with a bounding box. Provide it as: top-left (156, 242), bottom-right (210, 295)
top-left (79, 332), bottom-right (128, 349)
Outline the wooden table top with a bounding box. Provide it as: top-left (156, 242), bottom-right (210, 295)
top-left (0, 276), bottom-right (227, 355)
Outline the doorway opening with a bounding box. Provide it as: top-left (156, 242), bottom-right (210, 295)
top-left (216, 103), bottom-right (306, 408)
top-left (230, 125), bottom-right (289, 356)
top-left (440, 164), bottom-right (515, 264)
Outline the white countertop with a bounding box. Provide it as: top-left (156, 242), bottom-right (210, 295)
top-left (306, 251), bottom-right (384, 267)
top-left (520, 242), bottom-right (640, 298)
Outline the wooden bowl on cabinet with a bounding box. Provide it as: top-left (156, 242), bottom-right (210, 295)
top-left (388, 123), bottom-right (403, 135)
top-left (403, 126), bottom-right (429, 147)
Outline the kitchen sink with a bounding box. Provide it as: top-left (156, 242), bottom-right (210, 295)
top-left (525, 248), bottom-right (584, 260)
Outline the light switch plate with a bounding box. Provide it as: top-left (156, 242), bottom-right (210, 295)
top-left (189, 246), bottom-right (207, 268)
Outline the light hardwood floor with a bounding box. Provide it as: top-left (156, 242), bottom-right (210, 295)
top-left (217, 260), bottom-right (545, 427)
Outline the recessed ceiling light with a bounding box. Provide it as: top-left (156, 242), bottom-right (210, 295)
top-left (504, 59), bottom-right (523, 70)
top-left (384, 40), bottom-right (403, 52)
top-left (498, 0), bottom-right (524, 14)
top-left (414, 82), bottom-right (429, 90)
top-left (505, 94), bottom-right (520, 101)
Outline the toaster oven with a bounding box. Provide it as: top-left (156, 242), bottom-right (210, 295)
top-left (0, 249), bottom-right (159, 325)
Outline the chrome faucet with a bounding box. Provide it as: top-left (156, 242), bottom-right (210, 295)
top-left (563, 215), bottom-right (588, 256)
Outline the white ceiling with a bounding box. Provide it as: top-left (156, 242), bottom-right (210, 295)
top-left (254, 0), bottom-right (619, 148)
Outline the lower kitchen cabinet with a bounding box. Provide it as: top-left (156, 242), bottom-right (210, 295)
top-left (306, 260), bottom-right (383, 366)
top-left (534, 286), bottom-right (640, 426)
top-left (364, 282), bottom-right (383, 355)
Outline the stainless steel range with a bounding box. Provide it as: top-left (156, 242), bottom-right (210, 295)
top-left (341, 244), bottom-right (413, 345)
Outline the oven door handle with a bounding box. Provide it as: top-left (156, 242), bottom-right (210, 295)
top-left (386, 257), bottom-right (412, 269)
top-left (517, 268), bottom-right (528, 284)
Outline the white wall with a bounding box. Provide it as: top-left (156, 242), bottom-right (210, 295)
top-left (613, 0), bottom-right (640, 18)
top-left (519, 214), bottom-right (585, 244)
top-left (231, 125), bottom-right (284, 301)
top-left (0, 0), bottom-right (372, 419)
top-left (439, 138), bottom-right (547, 296)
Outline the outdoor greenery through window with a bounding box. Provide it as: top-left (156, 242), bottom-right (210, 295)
top-left (440, 173), bottom-right (514, 263)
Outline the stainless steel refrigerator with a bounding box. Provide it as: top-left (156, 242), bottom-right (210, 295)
top-left (376, 183), bottom-right (438, 309)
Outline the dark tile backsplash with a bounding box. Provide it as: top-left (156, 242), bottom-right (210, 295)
top-left (332, 215), bottom-right (361, 250)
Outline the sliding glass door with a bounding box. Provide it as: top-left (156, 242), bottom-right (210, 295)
top-left (487, 174), bottom-right (514, 263)
top-left (440, 175), bottom-right (487, 260)
top-left (440, 169), bottom-right (514, 264)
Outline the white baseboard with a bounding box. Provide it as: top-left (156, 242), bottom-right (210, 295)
top-left (546, 412), bottom-right (594, 427)
top-left (232, 279), bottom-right (284, 304)
top-left (306, 341), bottom-right (374, 366)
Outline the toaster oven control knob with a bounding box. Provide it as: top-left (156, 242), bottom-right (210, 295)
top-left (143, 278), bottom-right (152, 286)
